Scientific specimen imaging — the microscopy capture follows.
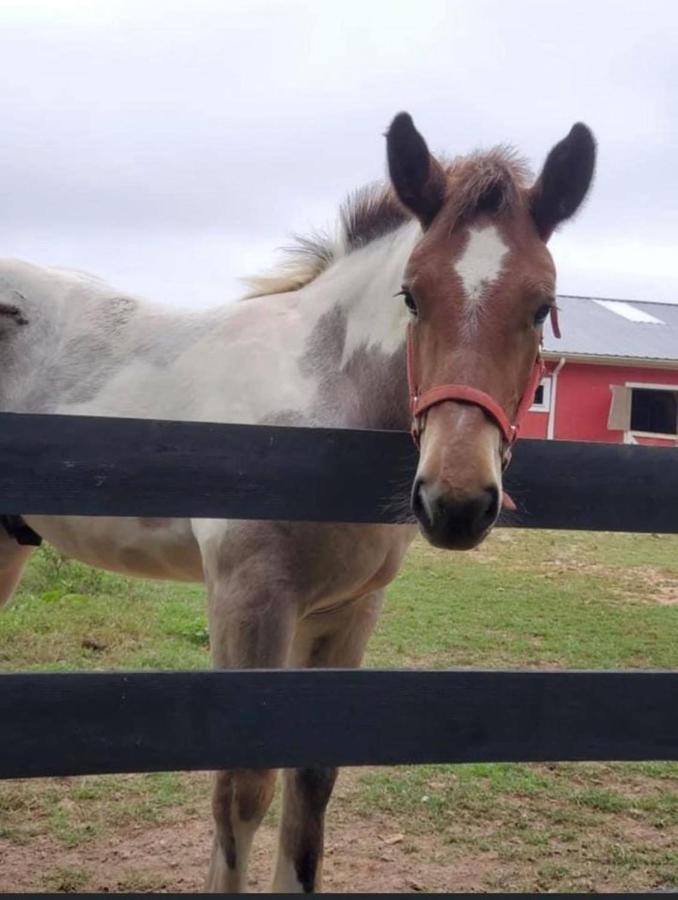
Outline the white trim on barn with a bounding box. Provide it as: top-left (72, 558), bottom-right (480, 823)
top-left (529, 376), bottom-right (552, 413)
top-left (543, 352), bottom-right (678, 368)
top-left (624, 381), bottom-right (678, 391)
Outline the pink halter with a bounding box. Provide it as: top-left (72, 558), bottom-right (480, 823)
top-left (406, 307), bottom-right (560, 507)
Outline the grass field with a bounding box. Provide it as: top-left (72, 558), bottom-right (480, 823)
top-left (0, 529), bottom-right (676, 892)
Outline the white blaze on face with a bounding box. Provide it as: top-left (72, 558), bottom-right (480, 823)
top-left (454, 225), bottom-right (509, 314)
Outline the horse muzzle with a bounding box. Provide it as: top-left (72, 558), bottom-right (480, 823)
top-left (412, 476), bottom-right (500, 550)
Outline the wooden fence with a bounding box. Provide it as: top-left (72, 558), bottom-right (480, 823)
top-left (0, 410), bottom-right (677, 781)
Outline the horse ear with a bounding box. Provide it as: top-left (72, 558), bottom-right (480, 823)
top-left (386, 112), bottom-right (446, 228)
top-left (530, 123), bottom-right (596, 241)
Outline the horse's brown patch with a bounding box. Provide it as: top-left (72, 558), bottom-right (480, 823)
top-left (138, 518), bottom-right (172, 530)
top-left (0, 302), bottom-right (28, 328)
top-left (300, 305), bottom-right (409, 430)
top-left (211, 771), bottom-right (237, 870)
top-left (279, 767), bottom-right (338, 892)
top-left (236, 770), bottom-right (276, 824)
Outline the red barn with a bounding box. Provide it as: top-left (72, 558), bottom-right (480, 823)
top-left (521, 295), bottom-right (678, 447)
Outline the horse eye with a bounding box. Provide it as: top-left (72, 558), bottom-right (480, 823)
top-left (399, 290), bottom-right (418, 316)
top-left (534, 304), bottom-right (552, 326)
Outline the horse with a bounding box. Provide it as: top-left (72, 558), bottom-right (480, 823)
top-left (0, 112), bottom-right (596, 892)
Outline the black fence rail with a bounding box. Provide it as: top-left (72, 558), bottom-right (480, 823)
top-left (1, 670), bottom-right (676, 780)
top-left (1, 411), bottom-right (678, 531)
top-left (0, 410), bottom-right (677, 782)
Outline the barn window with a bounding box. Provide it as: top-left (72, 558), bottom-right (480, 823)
top-left (630, 389), bottom-right (677, 435)
top-left (608, 384), bottom-right (678, 435)
top-left (530, 377), bottom-right (551, 412)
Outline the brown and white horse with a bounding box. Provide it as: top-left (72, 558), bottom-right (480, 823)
top-left (0, 113), bottom-right (595, 892)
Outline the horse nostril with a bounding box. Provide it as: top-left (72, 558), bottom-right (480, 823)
top-left (413, 482), bottom-right (500, 549)
top-left (476, 485), bottom-right (500, 531)
top-left (411, 478), bottom-right (432, 527)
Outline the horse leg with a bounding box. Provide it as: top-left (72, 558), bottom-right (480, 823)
top-left (204, 571), bottom-right (297, 894)
top-left (0, 529), bottom-right (34, 607)
top-left (272, 590), bottom-right (384, 893)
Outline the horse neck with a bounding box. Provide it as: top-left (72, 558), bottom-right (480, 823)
top-left (299, 222), bottom-right (419, 431)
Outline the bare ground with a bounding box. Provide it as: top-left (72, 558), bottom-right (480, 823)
top-left (0, 816), bottom-right (498, 895)
top-left (1, 791), bottom-right (675, 894)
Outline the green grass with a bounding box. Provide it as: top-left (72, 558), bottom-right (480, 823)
top-left (0, 770), bottom-right (209, 847)
top-left (3, 532), bottom-right (677, 673)
top-left (365, 531), bottom-right (678, 668)
top-left (358, 760), bottom-right (678, 828)
top-left (0, 545), bottom-right (209, 671)
top-left (0, 530), bottom-right (676, 892)
top-left (42, 866), bottom-right (90, 892)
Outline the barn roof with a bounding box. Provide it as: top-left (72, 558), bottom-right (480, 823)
top-left (545, 295), bottom-right (678, 363)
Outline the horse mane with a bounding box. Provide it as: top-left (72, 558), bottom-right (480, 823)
top-left (242, 146), bottom-right (531, 300)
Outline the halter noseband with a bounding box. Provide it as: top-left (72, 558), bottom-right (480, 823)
top-left (406, 307), bottom-right (560, 460)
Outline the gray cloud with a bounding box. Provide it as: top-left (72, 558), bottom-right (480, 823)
top-left (0, 0), bottom-right (676, 305)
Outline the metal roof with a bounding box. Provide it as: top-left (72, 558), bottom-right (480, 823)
top-left (544, 295), bottom-right (678, 363)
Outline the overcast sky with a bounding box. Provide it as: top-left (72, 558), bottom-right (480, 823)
top-left (0, 0), bottom-right (676, 308)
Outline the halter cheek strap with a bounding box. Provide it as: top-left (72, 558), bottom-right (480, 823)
top-left (406, 307), bottom-right (560, 501)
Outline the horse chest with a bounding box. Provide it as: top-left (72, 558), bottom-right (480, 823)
top-left (268, 522), bottom-right (417, 610)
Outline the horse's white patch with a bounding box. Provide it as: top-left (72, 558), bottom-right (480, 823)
top-left (454, 225), bottom-right (509, 311)
top-left (337, 221), bottom-right (419, 367)
top-left (272, 856), bottom-right (306, 893)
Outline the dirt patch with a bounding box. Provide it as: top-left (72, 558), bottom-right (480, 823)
top-left (2, 798), bottom-right (676, 894)
top-left (0, 815), bottom-right (501, 894)
top-left (533, 560), bottom-right (678, 606)
top-left (626, 568), bottom-right (678, 606)
top-left (653, 584), bottom-right (678, 606)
